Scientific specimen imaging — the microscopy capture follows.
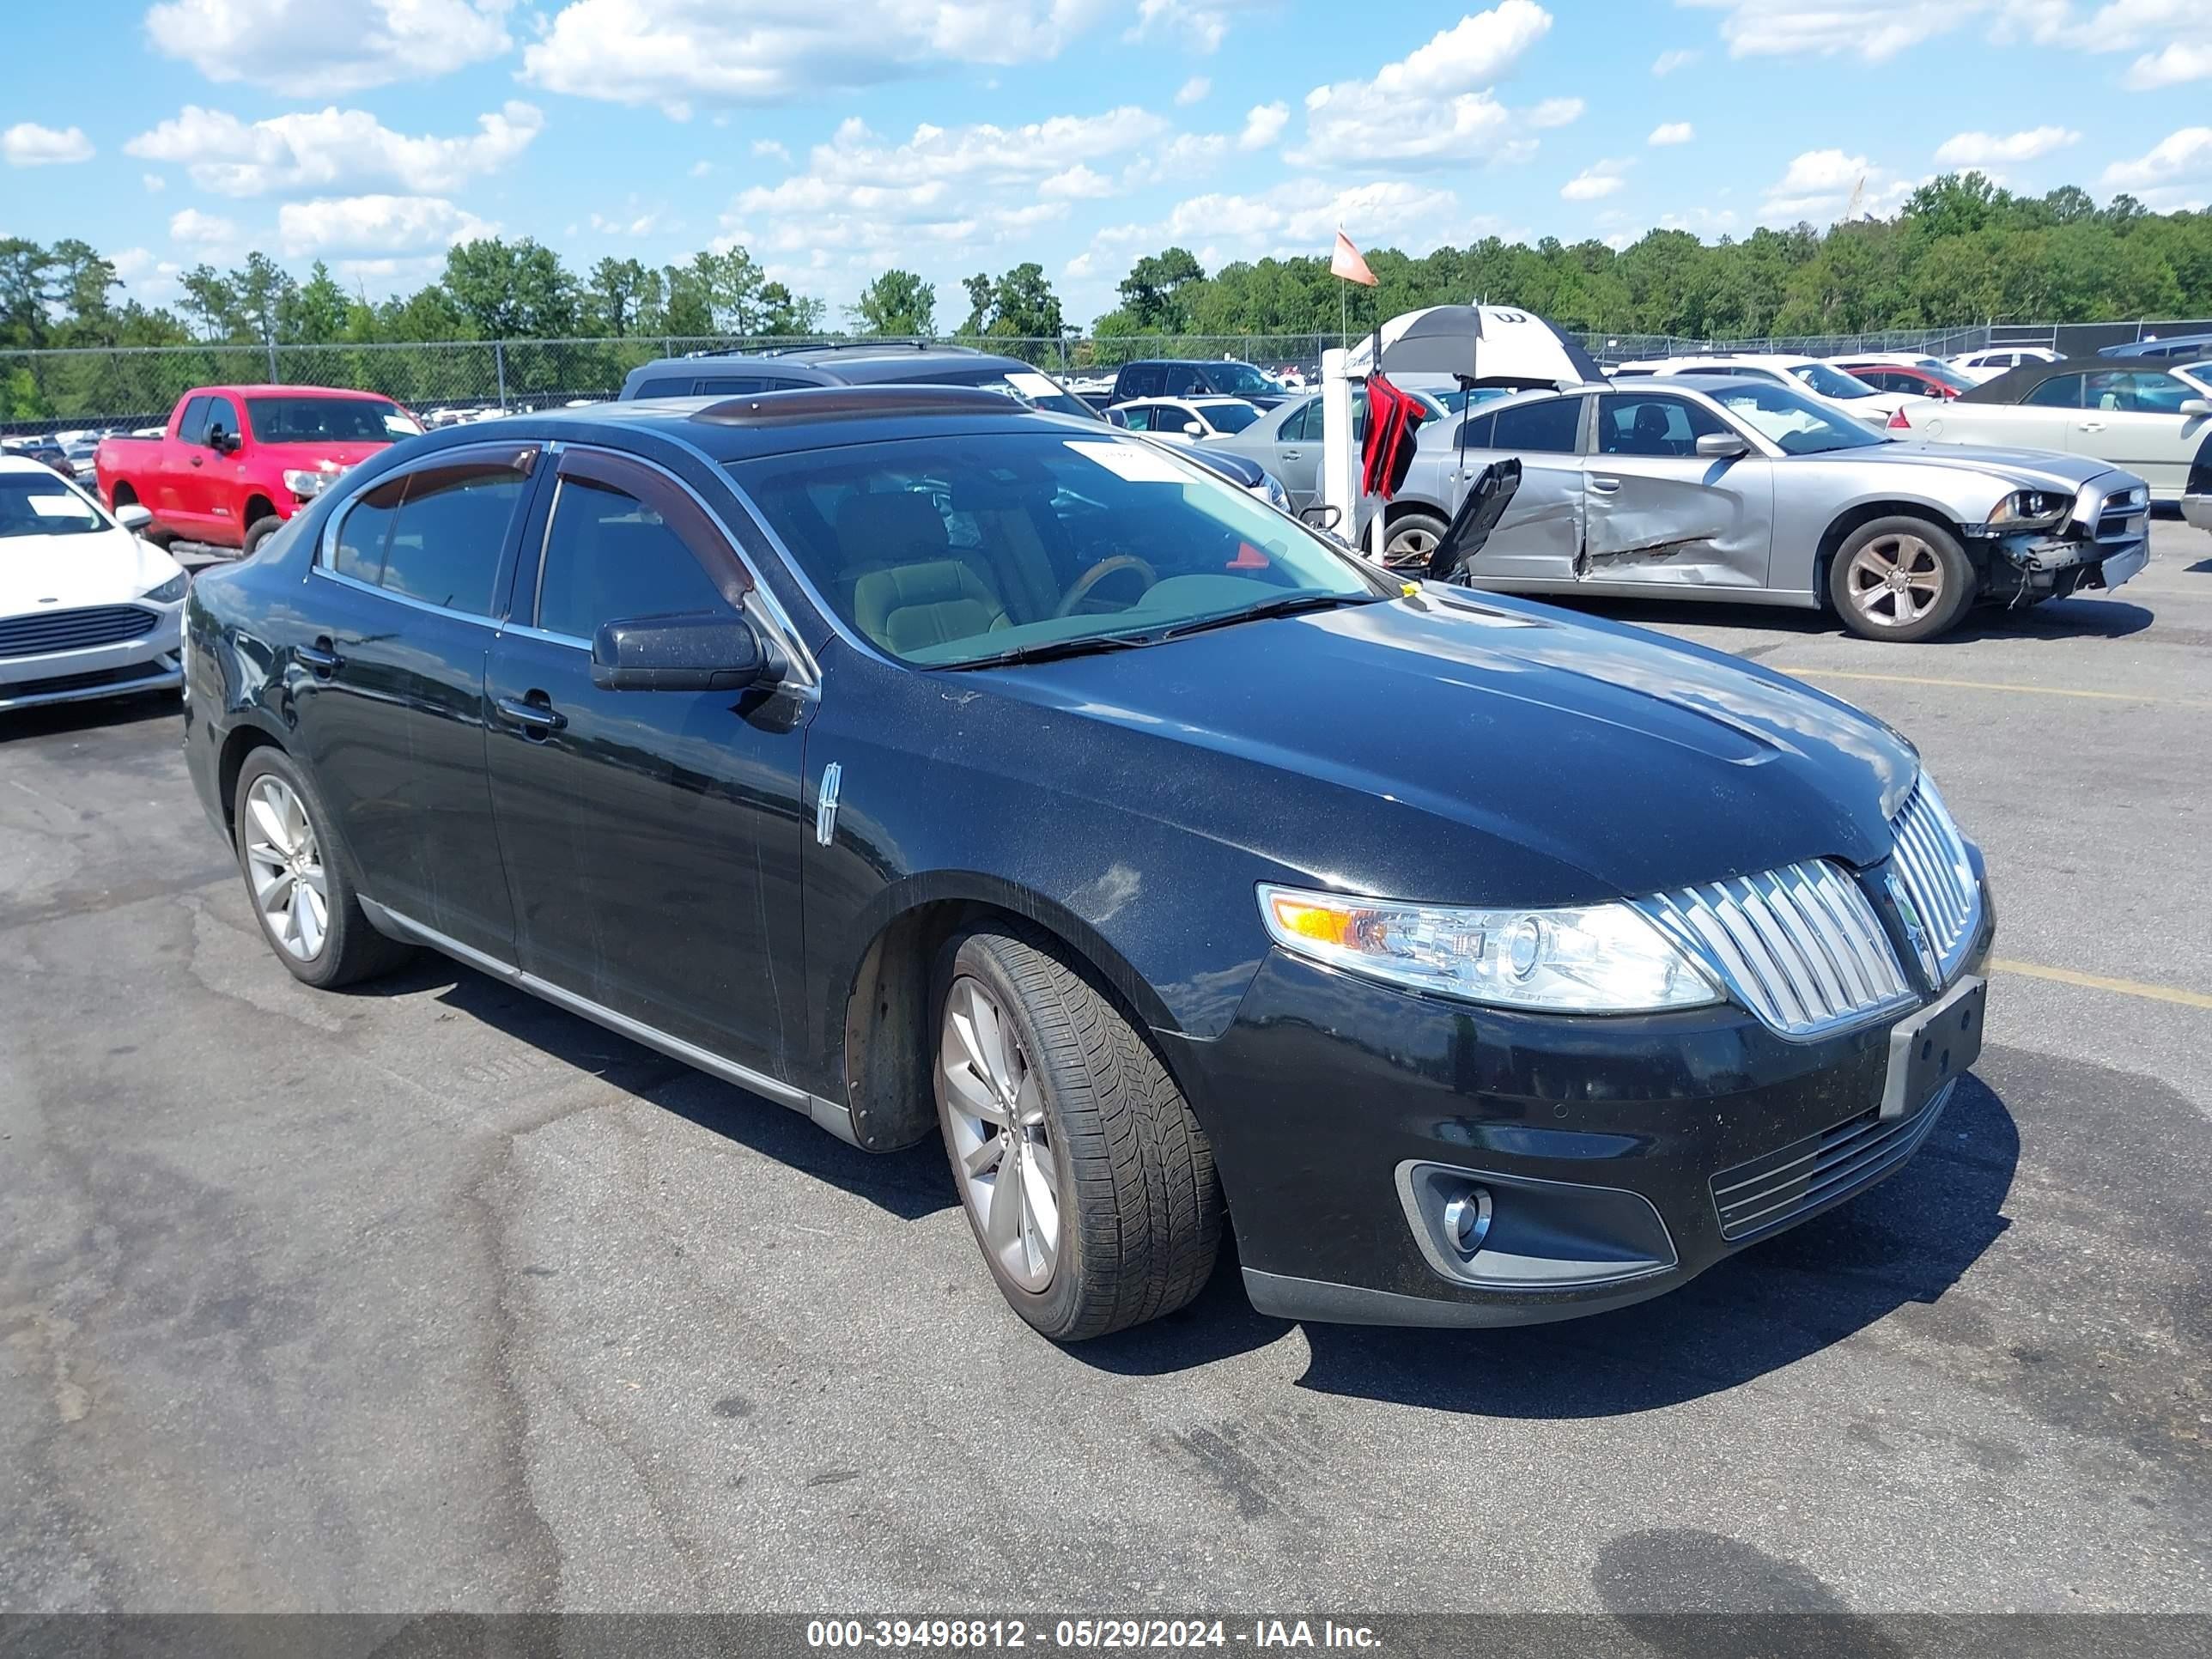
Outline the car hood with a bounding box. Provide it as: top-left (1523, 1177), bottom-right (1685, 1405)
top-left (1796, 441), bottom-right (2125, 490)
top-left (974, 588), bottom-right (1919, 907)
top-left (0, 527), bottom-right (183, 611)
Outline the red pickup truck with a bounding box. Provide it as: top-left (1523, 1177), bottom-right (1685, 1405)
top-left (96, 384), bottom-right (422, 555)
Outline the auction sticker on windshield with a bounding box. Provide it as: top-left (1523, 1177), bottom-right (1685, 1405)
top-left (1064, 440), bottom-right (1192, 483)
top-left (1008, 372), bottom-right (1065, 402)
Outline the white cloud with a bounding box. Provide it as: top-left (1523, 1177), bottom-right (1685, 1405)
top-left (1079, 178), bottom-right (1473, 274)
top-left (1176, 76), bottom-right (1211, 106)
top-left (1684, 0), bottom-right (1970, 60)
top-left (522, 0), bottom-right (1115, 115)
top-left (726, 106), bottom-right (1163, 270)
top-left (168, 207), bottom-right (240, 247)
top-left (1561, 158), bottom-right (1632, 200)
top-left (589, 207), bottom-right (665, 238)
top-left (2126, 40), bottom-right (2212, 87)
top-left (1691, 0), bottom-right (2212, 70)
top-left (689, 160), bottom-right (714, 178)
top-left (1648, 121), bottom-right (1694, 146)
top-left (2100, 126), bottom-right (2212, 208)
top-left (3, 123), bottom-right (94, 166)
top-left (1128, 0), bottom-right (1267, 52)
top-left (1759, 149), bottom-right (1910, 220)
top-left (751, 139), bottom-right (792, 164)
top-left (1529, 97), bottom-right (1584, 128)
top-left (125, 102), bottom-right (543, 198)
top-left (1933, 126), bottom-right (2079, 167)
top-left (143, 0), bottom-right (515, 96)
top-left (276, 194), bottom-right (495, 256)
top-left (1237, 102), bottom-right (1290, 150)
top-left (1651, 47), bottom-right (1700, 74)
top-left (1291, 0), bottom-right (1556, 169)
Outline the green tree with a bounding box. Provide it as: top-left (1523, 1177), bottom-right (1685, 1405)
top-left (282, 261), bottom-right (352, 343)
top-left (1116, 246), bottom-right (1206, 331)
top-left (586, 256), bottom-right (659, 336)
top-left (851, 268), bottom-right (936, 335)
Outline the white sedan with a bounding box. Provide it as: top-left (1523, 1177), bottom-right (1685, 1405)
top-left (1613, 354), bottom-right (1912, 427)
top-left (0, 456), bottom-right (191, 713)
top-left (1947, 346), bottom-right (2060, 383)
top-left (1107, 396), bottom-right (1266, 441)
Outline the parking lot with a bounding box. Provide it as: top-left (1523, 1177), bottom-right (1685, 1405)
top-left (3, 523), bottom-right (2207, 1615)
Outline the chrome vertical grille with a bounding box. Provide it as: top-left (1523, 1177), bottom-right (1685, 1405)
top-left (1886, 778), bottom-right (1981, 984)
top-left (1637, 860), bottom-right (1914, 1039)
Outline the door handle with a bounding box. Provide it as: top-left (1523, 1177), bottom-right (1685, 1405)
top-left (1588, 477), bottom-right (1622, 494)
top-left (296, 639), bottom-right (343, 677)
top-left (189, 455), bottom-right (204, 467)
top-left (496, 692), bottom-right (567, 739)
top-left (1280, 447), bottom-right (1303, 460)
top-left (2077, 422), bottom-right (2106, 432)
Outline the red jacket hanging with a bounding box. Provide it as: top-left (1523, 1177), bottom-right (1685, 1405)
top-left (1360, 372), bottom-right (1425, 501)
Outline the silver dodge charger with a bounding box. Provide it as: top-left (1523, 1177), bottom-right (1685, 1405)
top-left (1376, 374), bottom-right (2150, 641)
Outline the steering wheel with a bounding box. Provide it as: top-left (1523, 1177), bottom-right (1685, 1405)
top-left (1054, 554), bottom-right (1158, 617)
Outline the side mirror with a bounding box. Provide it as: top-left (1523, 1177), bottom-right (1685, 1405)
top-left (208, 424), bottom-right (237, 453)
top-left (1695, 432), bottom-right (1750, 459)
top-left (2180, 398), bottom-right (2212, 418)
top-left (1183, 420), bottom-right (1206, 437)
top-left (114, 501), bottom-right (153, 532)
top-left (590, 613), bottom-right (781, 692)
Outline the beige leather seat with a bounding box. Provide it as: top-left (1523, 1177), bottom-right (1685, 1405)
top-left (836, 492), bottom-right (1012, 653)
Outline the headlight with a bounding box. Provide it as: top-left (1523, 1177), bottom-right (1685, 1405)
top-left (142, 573), bottom-right (188, 604)
top-left (1988, 489), bottom-right (2069, 530)
top-left (283, 468), bottom-right (329, 499)
top-left (1257, 884), bottom-right (1721, 1013)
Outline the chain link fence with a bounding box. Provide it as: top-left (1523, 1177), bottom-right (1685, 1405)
top-left (4, 319), bottom-right (2207, 434)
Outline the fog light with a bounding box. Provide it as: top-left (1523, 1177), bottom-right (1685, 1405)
top-left (1442, 1187), bottom-right (1492, 1257)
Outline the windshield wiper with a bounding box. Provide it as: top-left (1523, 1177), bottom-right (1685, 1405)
top-left (1160, 592), bottom-right (1382, 641)
top-left (934, 630), bottom-right (1158, 671)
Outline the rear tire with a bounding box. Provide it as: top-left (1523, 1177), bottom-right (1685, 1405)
top-left (932, 924), bottom-right (1222, 1342)
top-left (1382, 508), bottom-right (1449, 571)
top-left (242, 514), bottom-right (283, 558)
top-left (1828, 516), bottom-right (1974, 642)
top-left (233, 748), bottom-right (411, 989)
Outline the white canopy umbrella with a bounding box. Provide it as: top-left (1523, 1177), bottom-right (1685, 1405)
top-left (1345, 304), bottom-right (1604, 388)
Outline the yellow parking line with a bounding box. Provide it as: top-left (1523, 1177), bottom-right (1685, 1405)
top-left (1990, 958), bottom-right (2212, 1011)
top-left (1779, 668), bottom-right (2206, 708)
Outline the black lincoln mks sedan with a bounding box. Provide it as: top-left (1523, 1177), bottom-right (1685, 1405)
top-left (181, 385), bottom-right (1994, 1341)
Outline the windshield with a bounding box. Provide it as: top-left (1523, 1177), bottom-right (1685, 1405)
top-left (1707, 382), bottom-right (1887, 454)
top-left (1, 472), bottom-right (109, 538)
top-left (728, 430), bottom-right (1379, 668)
top-left (1200, 403), bottom-right (1261, 434)
top-left (246, 396), bottom-right (422, 443)
top-left (1790, 362), bottom-right (1882, 400)
top-left (1919, 362), bottom-right (1978, 392)
top-left (1206, 362), bottom-right (1279, 398)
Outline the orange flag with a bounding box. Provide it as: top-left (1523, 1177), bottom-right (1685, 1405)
top-left (1330, 228), bottom-right (1377, 287)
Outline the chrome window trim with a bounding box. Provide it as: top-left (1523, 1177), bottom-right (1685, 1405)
top-left (307, 562), bottom-right (501, 631)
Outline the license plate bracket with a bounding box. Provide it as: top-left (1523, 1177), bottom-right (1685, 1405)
top-left (1881, 975), bottom-right (1985, 1120)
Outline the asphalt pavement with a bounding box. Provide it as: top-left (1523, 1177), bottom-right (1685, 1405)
top-left (3, 523), bottom-right (2207, 1615)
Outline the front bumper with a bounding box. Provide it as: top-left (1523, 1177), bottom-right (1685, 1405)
top-left (1167, 880), bottom-right (1996, 1328)
top-left (0, 604), bottom-right (184, 712)
top-left (1976, 476), bottom-right (2150, 601)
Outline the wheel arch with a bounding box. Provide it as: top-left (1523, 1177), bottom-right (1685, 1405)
top-left (215, 719), bottom-right (289, 843)
top-left (835, 875), bottom-right (1186, 1154)
top-left (241, 491), bottom-right (279, 530)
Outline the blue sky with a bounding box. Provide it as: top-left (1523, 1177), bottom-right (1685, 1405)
top-left (3, 1), bottom-right (2209, 330)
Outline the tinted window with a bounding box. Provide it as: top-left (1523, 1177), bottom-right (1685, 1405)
top-left (635, 376), bottom-right (695, 398)
top-left (537, 477), bottom-right (730, 641)
top-left (376, 464), bottom-right (528, 614)
top-left (1596, 393), bottom-right (1725, 457)
top-left (695, 375), bottom-right (775, 395)
top-left (204, 397), bottom-right (240, 445)
top-left (1119, 367), bottom-right (1162, 397)
top-left (246, 397), bottom-right (416, 441)
top-left (1163, 366), bottom-right (1203, 396)
top-left (2024, 374), bottom-right (2084, 409)
top-left (1455, 412), bottom-right (1498, 449)
top-left (1492, 398), bottom-right (1582, 455)
top-left (1119, 405), bottom-right (1157, 431)
top-left (1281, 398), bottom-right (1322, 443)
top-left (1202, 404), bottom-right (1261, 434)
top-left (176, 395), bottom-right (211, 446)
top-left (331, 479), bottom-right (404, 584)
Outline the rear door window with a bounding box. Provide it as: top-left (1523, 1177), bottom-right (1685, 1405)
top-left (202, 396), bottom-right (240, 447)
top-left (175, 395), bottom-right (212, 446)
top-left (2024, 374), bottom-right (2085, 409)
top-left (332, 477), bottom-right (404, 584)
top-left (1492, 397), bottom-right (1583, 455)
top-left (377, 463), bottom-right (531, 615)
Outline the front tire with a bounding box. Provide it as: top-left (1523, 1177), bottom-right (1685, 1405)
top-left (933, 925), bottom-right (1222, 1341)
top-left (242, 514), bottom-right (283, 558)
top-left (1829, 516), bottom-right (1974, 641)
top-left (233, 748), bottom-right (411, 988)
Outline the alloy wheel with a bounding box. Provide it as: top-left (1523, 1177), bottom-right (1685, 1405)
top-left (1845, 532), bottom-right (1944, 629)
top-left (1384, 525), bottom-right (1438, 567)
top-left (939, 975), bottom-right (1060, 1291)
top-left (242, 775), bottom-right (329, 961)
